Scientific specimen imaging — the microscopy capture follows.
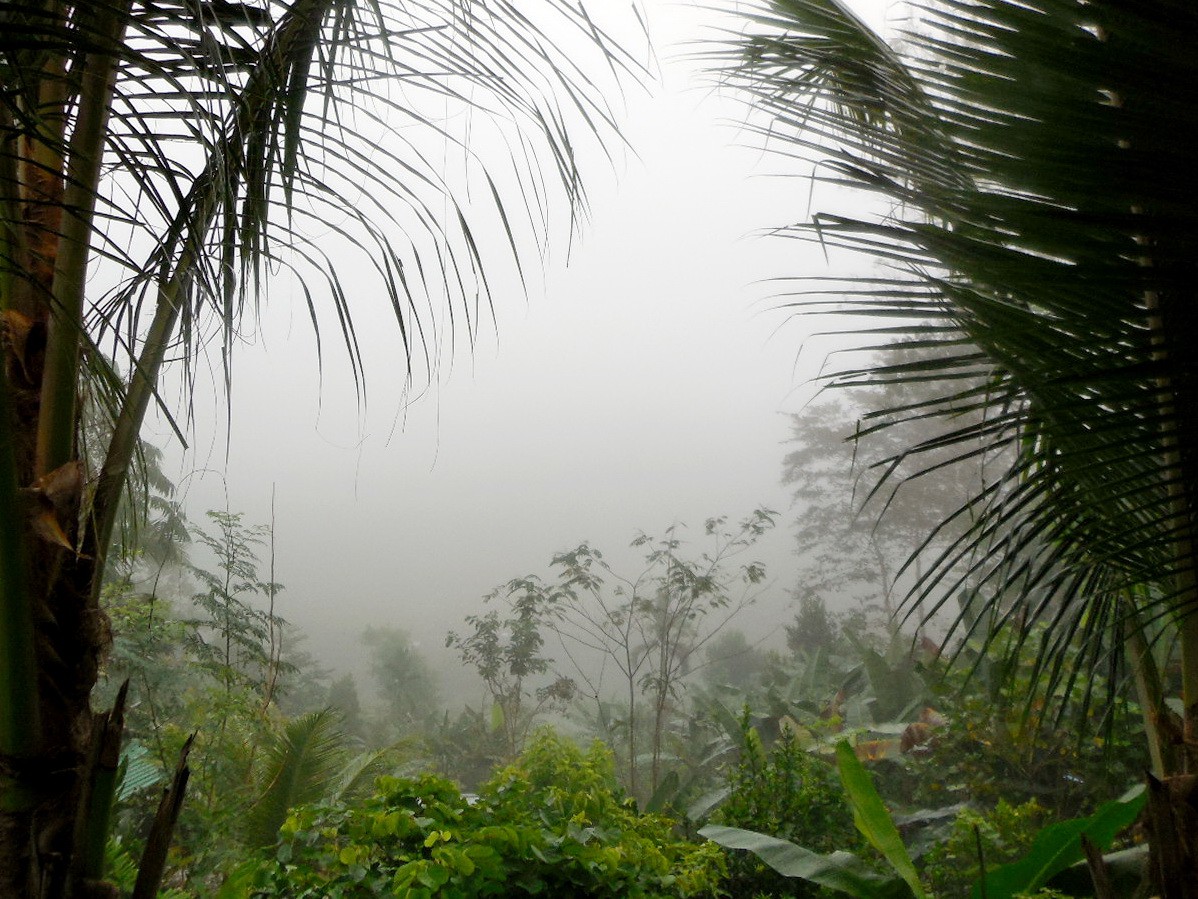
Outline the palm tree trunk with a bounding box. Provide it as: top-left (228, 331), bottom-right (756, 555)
top-left (0, 5), bottom-right (127, 893)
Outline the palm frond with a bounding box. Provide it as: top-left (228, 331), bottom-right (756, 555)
top-left (719, 0), bottom-right (1198, 717)
top-left (1, 0), bottom-right (642, 563)
top-left (243, 707), bottom-right (351, 849)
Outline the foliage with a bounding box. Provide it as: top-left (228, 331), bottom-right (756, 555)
top-left (713, 716), bottom-right (856, 897)
top-left (781, 360), bottom-right (1002, 619)
top-left (699, 825), bottom-right (909, 899)
top-left (701, 740), bottom-right (922, 899)
top-left (835, 741), bottom-right (926, 899)
top-left (243, 709), bottom-right (356, 849)
top-left (786, 596), bottom-right (838, 656)
top-left (187, 511), bottom-right (286, 696)
top-left (909, 626), bottom-right (1146, 819)
top-left (719, 0), bottom-right (1197, 786)
top-left (363, 627), bottom-right (440, 738)
top-left (325, 673), bottom-right (368, 744)
top-left (471, 509), bottom-right (777, 800)
top-left (920, 800), bottom-right (1051, 899)
top-left (239, 729), bottom-right (725, 898)
top-left (974, 786), bottom-right (1146, 899)
top-left (446, 588), bottom-right (569, 762)
top-left (699, 629), bottom-right (768, 692)
top-left (426, 706), bottom-right (510, 793)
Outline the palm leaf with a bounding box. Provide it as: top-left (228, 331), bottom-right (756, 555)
top-left (720, 0), bottom-right (1197, 727)
top-left (243, 708), bottom-right (351, 849)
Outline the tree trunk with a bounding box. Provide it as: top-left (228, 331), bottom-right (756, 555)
top-left (1145, 773), bottom-right (1198, 899)
top-left (0, 473), bottom-right (110, 896)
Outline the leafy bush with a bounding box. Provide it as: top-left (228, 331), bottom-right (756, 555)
top-left (919, 799), bottom-right (1049, 898)
top-left (712, 716), bottom-right (857, 897)
top-left (239, 729), bottom-right (724, 897)
top-left (910, 642), bottom-right (1145, 820)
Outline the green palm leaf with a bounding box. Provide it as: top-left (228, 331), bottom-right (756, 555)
top-left (243, 708), bottom-right (352, 849)
top-left (720, 0), bottom-right (1197, 732)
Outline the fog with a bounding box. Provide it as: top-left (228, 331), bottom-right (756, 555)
top-left (148, 0), bottom-right (897, 699)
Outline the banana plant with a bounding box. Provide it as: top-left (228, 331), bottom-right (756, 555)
top-left (702, 740), bottom-right (1147, 899)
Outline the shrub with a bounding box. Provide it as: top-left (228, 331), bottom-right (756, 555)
top-left (240, 729), bottom-right (724, 897)
top-left (712, 716), bottom-right (857, 897)
top-left (920, 799), bottom-right (1049, 898)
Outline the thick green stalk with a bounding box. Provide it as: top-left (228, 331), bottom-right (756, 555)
top-left (0, 358), bottom-right (38, 758)
top-left (88, 279), bottom-right (182, 587)
top-left (34, 1), bottom-right (128, 478)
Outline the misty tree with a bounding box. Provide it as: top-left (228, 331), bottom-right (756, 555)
top-left (186, 511), bottom-right (286, 701)
top-left (785, 595), bottom-right (838, 656)
top-left (698, 629), bottom-right (768, 692)
top-left (363, 626), bottom-right (440, 737)
top-left (325, 673), bottom-right (367, 743)
top-left (482, 509), bottom-right (776, 800)
top-left (446, 591), bottom-right (574, 761)
top-left (783, 341), bottom-right (1008, 621)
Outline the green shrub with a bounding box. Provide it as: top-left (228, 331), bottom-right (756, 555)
top-left (239, 729), bottom-right (724, 897)
top-left (712, 717), bottom-right (857, 897)
top-left (920, 799), bottom-right (1049, 898)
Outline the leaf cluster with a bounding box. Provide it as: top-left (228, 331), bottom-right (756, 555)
top-left (241, 729), bottom-right (726, 898)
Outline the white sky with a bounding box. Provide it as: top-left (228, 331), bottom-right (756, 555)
top-left (156, 0), bottom-right (898, 680)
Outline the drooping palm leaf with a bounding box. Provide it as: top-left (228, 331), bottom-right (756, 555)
top-left (2, 0), bottom-right (642, 569)
top-left (242, 707), bottom-right (351, 849)
top-left (0, 2), bottom-right (641, 888)
top-left (718, 0), bottom-right (1197, 727)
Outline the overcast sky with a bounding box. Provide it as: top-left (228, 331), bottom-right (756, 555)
top-left (153, 0), bottom-right (897, 682)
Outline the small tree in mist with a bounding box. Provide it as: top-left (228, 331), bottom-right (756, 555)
top-left (785, 596), bottom-right (838, 656)
top-left (363, 626), bottom-right (440, 738)
top-left (473, 509), bottom-right (776, 800)
top-left (446, 592), bottom-right (574, 762)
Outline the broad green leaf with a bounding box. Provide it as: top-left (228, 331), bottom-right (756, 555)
top-left (835, 741), bottom-right (926, 899)
top-left (644, 769), bottom-right (680, 814)
top-left (699, 824), bottom-right (910, 898)
top-left (974, 786), bottom-right (1147, 899)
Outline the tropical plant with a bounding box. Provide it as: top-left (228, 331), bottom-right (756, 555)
top-left (0, 0), bottom-right (636, 892)
top-left (713, 715), bottom-right (856, 897)
top-left (703, 740), bottom-right (1146, 899)
top-left (910, 621), bottom-right (1145, 820)
top-left (446, 586), bottom-right (568, 762)
top-left (720, 0), bottom-right (1196, 889)
top-left (235, 729), bottom-right (726, 898)
top-left (497, 509), bottom-right (777, 800)
top-left (919, 799), bottom-right (1051, 899)
top-left (186, 510), bottom-right (285, 700)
